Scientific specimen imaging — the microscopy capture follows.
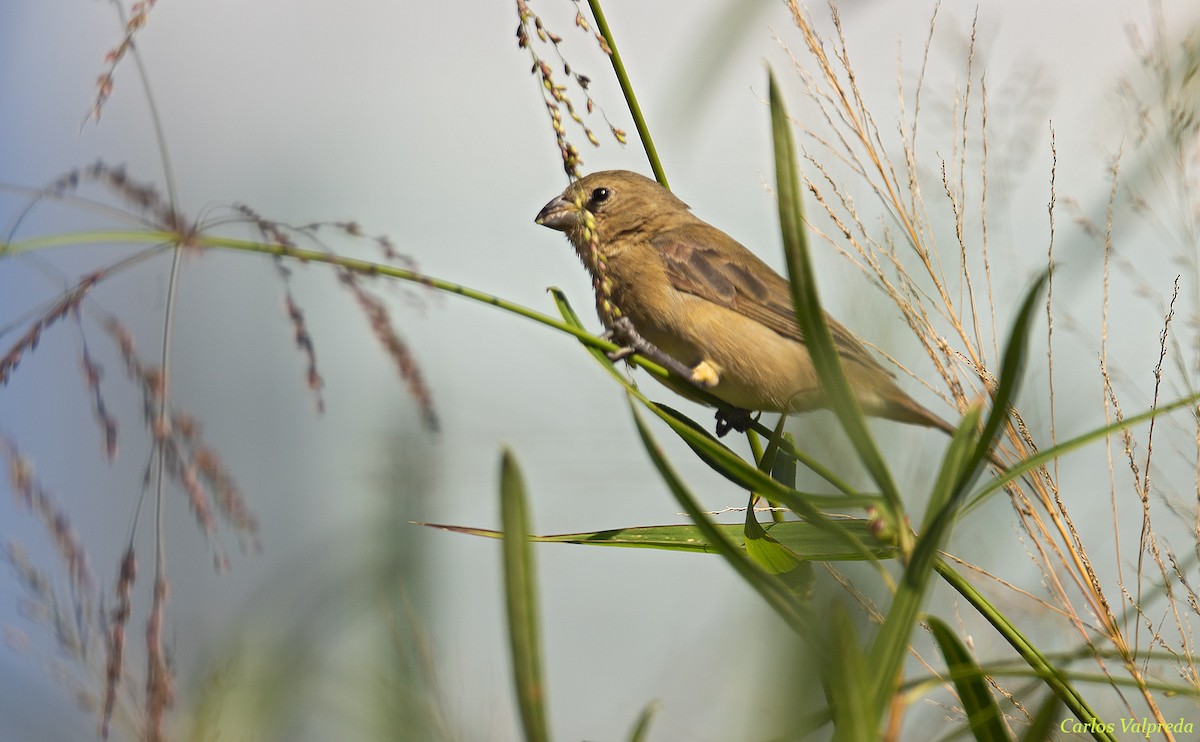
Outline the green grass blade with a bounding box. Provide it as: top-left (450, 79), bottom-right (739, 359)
top-left (916, 274), bottom-right (1047, 570)
top-left (499, 449), bottom-right (551, 742)
top-left (742, 498), bottom-right (811, 586)
top-left (966, 389), bottom-right (1200, 509)
top-left (418, 519), bottom-right (898, 561)
top-left (627, 700), bottom-right (661, 742)
top-left (922, 405), bottom-right (984, 531)
top-left (652, 403), bottom-right (878, 510)
top-left (927, 616), bottom-right (1011, 742)
top-left (876, 274), bottom-right (1048, 719)
top-left (935, 561), bottom-right (1115, 742)
top-left (961, 270), bottom-right (1049, 490)
top-left (823, 602), bottom-right (875, 741)
top-left (1020, 694), bottom-right (1062, 742)
top-left (770, 431), bottom-right (799, 489)
top-left (629, 401), bottom-right (812, 634)
top-left (586, 0), bottom-right (667, 187)
top-left (768, 68), bottom-right (903, 525)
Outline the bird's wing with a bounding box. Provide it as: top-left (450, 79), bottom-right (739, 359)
top-left (653, 224), bottom-right (892, 376)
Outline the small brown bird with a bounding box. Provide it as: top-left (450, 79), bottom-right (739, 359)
top-left (535, 169), bottom-right (960, 440)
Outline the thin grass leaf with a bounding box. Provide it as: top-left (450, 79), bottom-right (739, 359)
top-left (652, 403), bottom-right (877, 510)
top-left (823, 602), bottom-right (875, 741)
top-left (418, 519), bottom-right (898, 561)
top-left (918, 273), bottom-right (1046, 558)
top-left (742, 495), bottom-right (806, 574)
top-left (1020, 694), bottom-right (1061, 742)
top-left (629, 401), bottom-right (812, 634)
top-left (961, 270), bottom-right (1050, 490)
top-left (935, 562), bottom-right (1114, 742)
top-left (627, 700), bottom-right (661, 742)
top-left (768, 68), bottom-right (904, 527)
top-left (499, 449), bottom-right (551, 742)
top-left (872, 273), bottom-right (1049, 717)
top-left (966, 389), bottom-right (1200, 509)
top-left (927, 616), bottom-right (1011, 742)
top-left (586, 0), bottom-right (667, 187)
top-left (770, 431), bottom-right (799, 489)
top-left (922, 405), bottom-right (984, 531)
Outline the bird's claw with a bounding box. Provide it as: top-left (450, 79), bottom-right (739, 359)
top-left (603, 317), bottom-right (700, 382)
top-left (603, 318), bottom-right (639, 363)
top-left (606, 346), bottom-right (636, 363)
top-left (714, 407), bottom-right (758, 437)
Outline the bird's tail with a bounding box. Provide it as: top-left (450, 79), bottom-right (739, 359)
top-left (880, 395), bottom-right (1009, 472)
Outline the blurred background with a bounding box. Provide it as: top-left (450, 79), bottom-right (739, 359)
top-left (2, 0), bottom-right (1199, 739)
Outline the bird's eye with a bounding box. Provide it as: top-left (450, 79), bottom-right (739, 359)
top-left (590, 187), bottom-right (610, 205)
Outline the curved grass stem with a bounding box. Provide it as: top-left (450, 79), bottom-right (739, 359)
top-left (587, 0), bottom-right (667, 188)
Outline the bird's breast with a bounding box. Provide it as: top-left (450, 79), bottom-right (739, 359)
top-left (624, 291), bottom-right (825, 413)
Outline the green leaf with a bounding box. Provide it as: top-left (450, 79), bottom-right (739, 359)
top-left (652, 403), bottom-right (878, 511)
top-left (770, 431), bottom-right (799, 489)
top-left (935, 562), bottom-right (1115, 741)
top-left (1019, 694), bottom-right (1061, 742)
top-left (629, 400), bottom-right (812, 634)
top-left (499, 449), bottom-right (551, 742)
top-left (922, 405), bottom-right (985, 531)
top-left (962, 270), bottom-right (1050, 491)
top-left (822, 602), bottom-right (876, 741)
top-left (966, 389), bottom-right (1200, 510)
top-left (627, 700), bottom-right (661, 742)
top-left (913, 273), bottom-right (1049, 582)
top-left (419, 519), bottom-right (898, 561)
top-left (872, 273), bottom-right (1049, 717)
top-left (768, 67), bottom-right (904, 526)
top-left (743, 502), bottom-right (814, 595)
top-left (927, 616), bottom-right (1012, 742)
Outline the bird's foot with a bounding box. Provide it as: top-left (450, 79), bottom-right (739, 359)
top-left (604, 345), bottom-right (637, 363)
top-left (603, 317), bottom-right (701, 383)
top-left (602, 317), bottom-right (640, 363)
top-left (715, 407), bottom-right (758, 437)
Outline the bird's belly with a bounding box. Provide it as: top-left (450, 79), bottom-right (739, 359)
top-left (632, 300), bottom-right (827, 413)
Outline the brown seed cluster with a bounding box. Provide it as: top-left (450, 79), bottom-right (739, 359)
top-left (516, 0), bottom-right (627, 177)
top-left (104, 319), bottom-right (261, 553)
top-left (234, 205), bottom-right (439, 431)
top-left (87, 0), bottom-right (160, 125)
top-left (50, 161), bottom-right (184, 235)
top-left (100, 546), bottom-right (135, 739)
top-left (0, 273), bottom-right (100, 386)
top-left (235, 205), bottom-right (329, 414)
top-left (1, 439), bottom-right (95, 605)
top-left (340, 273), bottom-right (440, 432)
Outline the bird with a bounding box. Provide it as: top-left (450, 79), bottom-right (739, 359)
top-left (534, 169), bottom-right (967, 446)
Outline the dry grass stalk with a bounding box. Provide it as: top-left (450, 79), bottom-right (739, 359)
top-left (782, 0), bottom-right (1200, 729)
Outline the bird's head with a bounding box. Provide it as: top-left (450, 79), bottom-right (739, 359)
top-left (534, 170), bottom-right (691, 249)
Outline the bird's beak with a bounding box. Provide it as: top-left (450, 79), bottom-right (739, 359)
top-left (534, 195), bottom-right (578, 231)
